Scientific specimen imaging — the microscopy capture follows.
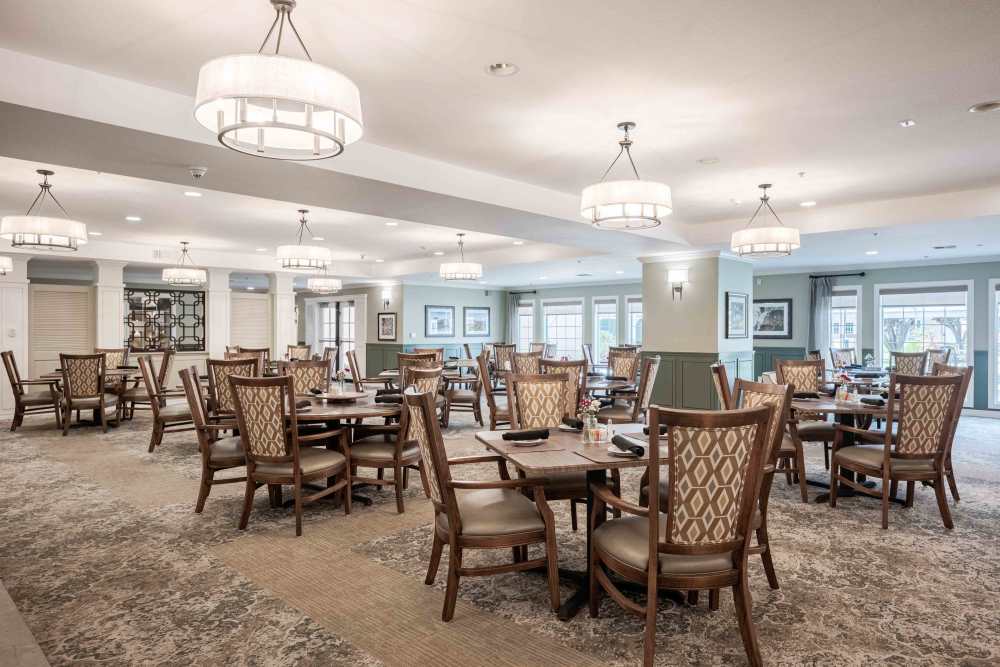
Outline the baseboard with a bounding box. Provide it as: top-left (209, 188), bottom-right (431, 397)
top-left (961, 408), bottom-right (1000, 419)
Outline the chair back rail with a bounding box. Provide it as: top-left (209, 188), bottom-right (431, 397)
top-left (891, 351), bottom-right (928, 376)
top-left (279, 359), bottom-right (331, 394)
top-left (607, 345), bottom-right (640, 379)
top-left (2, 350), bottom-right (24, 395)
top-left (412, 348), bottom-right (445, 364)
top-left (509, 373), bottom-right (567, 429)
top-left (403, 388), bottom-right (458, 526)
top-left (476, 351), bottom-right (501, 412)
top-left (710, 362), bottom-right (733, 409)
top-left (829, 347), bottom-right (856, 368)
top-left (137, 355), bottom-right (165, 420)
top-left (492, 343), bottom-right (516, 373)
top-left (512, 351), bottom-right (543, 375)
top-left (540, 358), bottom-right (586, 418)
top-left (206, 357), bottom-right (259, 415)
top-left (884, 372), bottom-right (963, 462)
top-left (60, 353), bottom-right (105, 399)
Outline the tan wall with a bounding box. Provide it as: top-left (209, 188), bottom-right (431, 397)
top-left (642, 257), bottom-right (720, 353)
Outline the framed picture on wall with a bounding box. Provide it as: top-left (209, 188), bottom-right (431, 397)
top-left (377, 312), bottom-right (397, 341)
top-left (425, 305), bottom-right (455, 338)
top-left (753, 298), bottom-right (793, 339)
top-left (463, 307), bottom-right (491, 337)
top-left (725, 292), bottom-right (750, 338)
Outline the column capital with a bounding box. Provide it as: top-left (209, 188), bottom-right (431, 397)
top-left (206, 268), bottom-right (232, 291)
top-left (0, 255), bottom-right (30, 285)
top-left (94, 259), bottom-right (127, 286)
top-left (270, 272), bottom-right (296, 294)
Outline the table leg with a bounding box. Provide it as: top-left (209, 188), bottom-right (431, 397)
top-left (558, 469), bottom-right (606, 620)
top-left (812, 414), bottom-right (900, 505)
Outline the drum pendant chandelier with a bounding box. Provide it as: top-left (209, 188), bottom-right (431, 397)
top-left (276, 209), bottom-right (332, 273)
top-left (162, 242), bottom-right (207, 286)
top-left (0, 169), bottom-right (87, 251)
top-left (730, 184), bottom-right (801, 257)
top-left (194, 0), bottom-right (363, 160)
top-left (307, 268), bottom-right (342, 294)
top-left (439, 233), bottom-right (482, 281)
top-left (580, 122), bottom-right (672, 230)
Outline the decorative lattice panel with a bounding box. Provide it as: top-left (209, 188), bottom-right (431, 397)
top-left (124, 288), bottom-right (205, 352)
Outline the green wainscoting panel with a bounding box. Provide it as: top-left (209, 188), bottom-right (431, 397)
top-left (642, 351), bottom-right (753, 410)
top-left (973, 350), bottom-right (989, 410)
top-left (753, 347), bottom-right (806, 379)
top-left (365, 342), bottom-right (490, 376)
top-left (861, 348), bottom-right (875, 365)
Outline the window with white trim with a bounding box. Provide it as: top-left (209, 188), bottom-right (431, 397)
top-left (992, 281), bottom-right (1000, 408)
top-left (626, 297), bottom-right (643, 345)
top-left (516, 301), bottom-right (534, 352)
top-left (593, 298), bottom-right (618, 363)
top-left (543, 301), bottom-right (583, 359)
top-left (878, 285), bottom-right (969, 368)
top-left (830, 288), bottom-right (859, 359)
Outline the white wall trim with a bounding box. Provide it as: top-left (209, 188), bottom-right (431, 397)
top-left (989, 278), bottom-right (999, 410)
top-left (833, 284), bottom-right (863, 365)
top-left (962, 408), bottom-right (1000, 419)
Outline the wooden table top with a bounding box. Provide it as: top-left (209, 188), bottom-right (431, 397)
top-left (43, 368), bottom-right (140, 380)
top-left (584, 378), bottom-right (633, 391)
top-left (791, 397), bottom-right (886, 416)
top-left (476, 423), bottom-right (657, 474)
top-left (378, 369), bottom-right (463, 380)
top-left (294, 392), bottom-right (400, 421)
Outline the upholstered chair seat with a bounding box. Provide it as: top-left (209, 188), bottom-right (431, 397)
top-left (350, 440), bottom-right (419, 462)
top-left (71, 394), bottom-right (120, 410)
top-left (435, 488), bottom-right (546, 536)
top-left (120, 385), bottom-right (148, 401)
top-left (254, 447), bottom-right (347, 477)
top-left (796, 421), bottom-right (836, 439)
top-left (448, 387), bottom-right (477, 402)
top-left (20, 391), bottom-right (59, 406)
top-left (596, 404), bottom-right (633, 421)
top-left (834, 445), bottom-right (937, 473)
top-left (157, 403), bottom-right (192, 422)
top-left (594, 515), bottom-right (734, 574)
top-left (208, 436), bottom-right (245, 465)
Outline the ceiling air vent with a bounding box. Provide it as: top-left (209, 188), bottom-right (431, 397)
top-left (576, 273), bottom-right (593, 277)
top-left (932, 245), bottom-right (957, 250)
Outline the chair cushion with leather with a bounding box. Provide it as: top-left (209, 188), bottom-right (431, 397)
top-left (21, 391), bottom-right (58, 406)
top-left (835, 445), bottom-right (935, 473)
top-left (593, 515), bottom-right (733, 574)
top-left (351, 440), bottom-right (419, 462)
top-left (435, 488), bottom-right (545, 536)
top-left (796, 420), bottom-right (836, 440)
top-left (208, 436), bottom-right (245, 466)
top-left (71, 394), bottom-right (119, 409)
top-left (254, 448), bottom-right (347, 477)
top-left (158, 403), bottom-right (192, 422)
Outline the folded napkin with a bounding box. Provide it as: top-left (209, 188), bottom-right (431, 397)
top-left (610, 386), bottom-right (636, 395)
top-left (295, 399), bottom-right (311, 409)
top-left (376, 388), bottom-right (401, 396)
top-left (448, 356), bottom-right (460, 360)
top-left (308, 387), bottom-right (323, 395)
top-left (561, 417), bottom-right (583, 430)
top-left (860, 397), bottom-right (885, 406)
top-left (642, 424), bottom-right (668, 436)
top-left (598, 398), bottom-right (615, 408)
top-left (586, 372), bottom-right (604, 378)
top-left (374, 395), bottom-right (402, 404)
top-left (794, 391), bottom-right (820, 399)
top-left (502, 428), bottom-right (550, 441)
top-left (611, 434), bottom-right (645, 457)
top-left (606, 375), bottom-right (628, 381)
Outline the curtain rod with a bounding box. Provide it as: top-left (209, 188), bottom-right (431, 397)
top-left (510, 289), bottom-right (537, 295)
top-left (809, 271), bottom-right (865, 279)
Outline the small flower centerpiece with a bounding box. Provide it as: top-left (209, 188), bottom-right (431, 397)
top-left (578, 398), bottom-right (605, 443)
top-left (335, 369), bottom-right (349, 393)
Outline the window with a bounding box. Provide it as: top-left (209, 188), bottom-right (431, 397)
top-left (992, 280), bottom-right (1000, 408)
top-left (830, 288), bottom-right (859, 359)
top-left (516, 301), bottom-right (534, 352)
top-left (593, 298), bottom-right (618, 363)
top-left (627, 297), bottom-right (643, 345)
top-left (319, 300), bottom-right (355, 370)
top-left (877, 283), bottom-right (970, 369)
top-left (543, 301), bottom-right (583, 359)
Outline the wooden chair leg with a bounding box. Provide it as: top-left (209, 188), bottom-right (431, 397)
top-left (881, 475), bottom-right (890, 529)
top-left (148, 420), bottom-right (164, 453)
top-left (442, 544), bottom-right (462, 621)
top-left (795, 448), bottom-right (808, 503)
top-left (394, 464), bottom-right (405, 514)
top-left (889, 479), bottom-right (898, 500)
top-left (643, 585), bottom-right (657, 667)
top-left (425, 532), bottom-right (443, 584)
top-left (544, 536), bottom-right (560, 611)
top-left (238, 480), bottom-right (256, 530)
top-left (342, 469), bottom-right (352, 516)
top-left (376, 468), bottom-right (384, 481)
top-left (570, 500), bottom-right (578, 531)
top-left (588, 556), bottom-right (601, 618)
top-left (904, 481), bottom-right (915, 508)
top-left (101, 405), bottom-right (109, 433)
top-left (933, 475), bottom-right (954, 529)
top-left (829, 458), bottom-right (839, 508)
top-left (823, 442), bottom-right (830, 469)
top-left (733, 573), bottom-right (763, 667)
top-left (709, 588), bottom-right (720, 611)
top-left (10, 406), bottom-right (22, 432)
top-left (945, 452), bottom-right (960, 502)
top-left (293, 479), bottom-right (304, 537)
top-left (782, 458), bottom-right (793, 485)
top-left (687, 590), bottom-right (700, 605)
top-left (62, 404), bottom-right (71, 436)
top-left (402, 466), bottom-right (409, 489)
top-left (195, 468), bottom-right (214, 513)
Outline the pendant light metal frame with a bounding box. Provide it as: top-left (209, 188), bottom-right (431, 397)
top-left (730, 184), bottom-right (801, 258)
top-left (0, 170), bottom-right (88, 252)
top-left (439, 233), bottom-right (483, 281)
top-left (580, 122), bottom-right (672, 230)
top-left (162, 241), bottom-right (208, 286)
top-left (194, 0), bottom-right (363, 161)
top-left (276, 209), bottom-right (332, 273)
top-left (306, 266), bottom-right (342, 294)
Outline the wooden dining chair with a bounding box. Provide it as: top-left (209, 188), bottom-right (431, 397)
top-left (278, 359), bottom-right (331, 394)
top-left (287, 344), bottom-right (312, 361)
top-left (463, 343), bottom-right (474, 359)
top-left (491, 343), bottom-right (516, 390)
top-left (582, 343), bottom-right (599, 371)
top-left (138, 355), bottom-right (193, 453)
top-left (230, 374), bottom-right (351, 536)
top-left (59, 353), bottom-right (120, 434)
top-left (445, 357), bottom-right (483, 426)
top-left (412, 347), bottom-right (445, 364)
top-left (122, 349), bottom-right (178, 419)
top-left (607, 345), bottom-right (640, 380)
top-left (710, 362), bottom-right (734, 410)
top-left (95, 346), bottom-right (129, 394)
top-left (589, 405), bottom-right (772, 667)
top-left (890, 350), bottom-right (928, 376)
top-left (830, 372), bottom-right (964, 529)
top-left (925, 348), bottom-right (951, 373)
top-left (777, 358), bottom-right (836, 468)
top-left (345, 349), bottom-right (391, 392)
top-left (2, 350), bottom-right (62, 431)
top-left (597, 356), bottom-right (660, 424)
top-left (512, 351), bottom-right (542, 374)
top-left (238, 346), bottom-right (271, 365)
top-left (477, 351), bottom-right (510, 430)
top-left (829, 347), bottom-right (856, 368)
top-left (407, 388), bottom-right (560, 621)
top-left (344, 349), bottom-right (400, 442)
top-left (206, 357), bottom-right (259, 422)
top-left (180, 366), bottom-right (246, 513)
top-left (930, 363), bottom-right (972, 503)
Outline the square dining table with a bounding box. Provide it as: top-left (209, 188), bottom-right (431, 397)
top-left (475, 422), bottom-right (658, 620)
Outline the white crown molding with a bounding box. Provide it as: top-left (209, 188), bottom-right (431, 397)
top-left (754, 254), bottom-right (1000, 276)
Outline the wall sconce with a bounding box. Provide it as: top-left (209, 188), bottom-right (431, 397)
top-left (381, 287), bottom-right (392, 309)
top-left (668, 268), bottom-right (689, 300)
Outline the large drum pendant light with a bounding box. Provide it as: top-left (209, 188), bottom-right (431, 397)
top-left (730, 184), bottom-right (801, 257)
top-left (276, 209), bottom-right (332, 273)
top-left (0, 169), bottom-right (87, 251)
top-left (439, 233), bottom-right (483, 281)
top-left (162, 242), bottom-right (207, 285)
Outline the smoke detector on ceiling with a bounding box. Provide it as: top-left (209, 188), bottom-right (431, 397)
top-left (189, 166), bottom-right (208, 180)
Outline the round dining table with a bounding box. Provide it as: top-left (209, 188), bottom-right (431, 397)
top-left (584, 377), bottom-right (633, 393)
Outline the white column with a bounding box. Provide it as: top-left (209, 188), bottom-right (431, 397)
top-left (0, 256), bottom-right (30, 415)
top-left (206, 269), bottom-right (231, 359)
top-left (271, 272), bottom-right (297, 359)
top-left (94, 260), bottom-right (127, 349)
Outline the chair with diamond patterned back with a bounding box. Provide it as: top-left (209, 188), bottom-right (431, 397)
top-left (59, 353), bottom-right (120, 435)
top-left (477, 351), bottom-right (510, 430)
top-left (491, 343), bottom-right (516, 391)
top-left (139, 355), bottom-right (193, 453)
top-left (597, 356), bottom-right (660, 424)
top-left (606, 345), bottom-right (640, 381)
top-left (930, 362), bottom-right (971, 503)
top-left (589, 405), bottom-right (772, 666)
top-left (512, 351), bottom-right (542, 375)
top-left (829, 347), bottom-right (856, 369)
top-left (206, 357), bottom-right (258, 422)
top-left (777, 358), bottom-right (836, 469)
top-left (230, 374), bottom-right (351, 536)
top-left (830, 372), bottom-right (964, 529)
top-left (278, 359), bottom-right (330, 394)
top-left (891, 350), bottom-right (928, 376)
top-left (287, 344), bottom-right (312, 361)
top-left (407, 387), bottom-right (561, 622)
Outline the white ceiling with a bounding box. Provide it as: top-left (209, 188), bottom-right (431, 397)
top-left (3, 0), bottom-right (1000, 228)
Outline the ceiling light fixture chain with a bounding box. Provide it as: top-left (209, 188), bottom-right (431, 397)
top-left (729, 183), bottom-right (800, 258)
top-left (163, 241), bottom-right (207, 285)
top-left (25, 170), bottom-right (71, 218)
top-left (258, 0), bottom-right (312, 61)
top-left (295, 208), bottom-right (315, 245)
top-left (743, 183), bottom-right (787, 229)
top-left (439, 232), bottom-right (483, 281)
top-left (598, 122), bottom-right (642, 182)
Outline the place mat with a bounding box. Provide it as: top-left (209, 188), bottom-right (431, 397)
top-left (488, 439), bottom-right (565, 454)
top-left (576, 443), bottom-right (667, 465)
top-left (313, 391), bottom-right (367, 401)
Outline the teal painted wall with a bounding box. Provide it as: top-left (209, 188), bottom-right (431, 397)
top-left (401, 284), bottom-right (507, 345)
top-left (520, 282), bottom-right (643, 348)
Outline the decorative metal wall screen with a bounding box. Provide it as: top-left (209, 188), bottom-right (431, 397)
top-left (124, 288), bottom-right (206, 352)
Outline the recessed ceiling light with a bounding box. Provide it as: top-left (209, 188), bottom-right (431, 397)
top-left (512, 240), bottom-right (525, 246)
top-left (697, 157), bottom-right (719, 165)
top-left (799, 201), bottom-right (817, 208)
top-left (385, 221), bottom-right (399, 227)
top-left (183, 191), bottom-right (202, 197)
top-left (433, 251), bottom-right (444, 256)
top-left (730, 198), bottom-right (742, 206)
top-left (538, 276), bottom-right (548, 280)
top-left (898, 119), bottom-right (916, 128)
top-left (932, 244), bottom-right (957, 250)
top-left (255, 247), bottom-right (267, 252)
top-left (865, 250), bottom-right (879, 256)
top-left (486, 62), bottom-right (519, 77)
top-left (125, 215), bottom-right (142, 222)
top-left (969, 100), bottom-right (1000, 113)
top-left (615, 270), bottom-right (625, 274)
top-left (312, 236), bottom-right (325, 241)
top-left (576, 273), bottom-right (593, 277)
top-left (246, 286), bottom-right (255, 290)
top-left (375, 258), bottom-right (384, 263)
top-left (88, 231), bottom-right (103, 236)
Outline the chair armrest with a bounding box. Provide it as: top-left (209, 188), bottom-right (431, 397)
top-left (447, 454), bottom-right (507, 466)
top-left (590, 481), bottom-right (648, 518)
top-left (22, 378), bottom-right (60, 386)
top-left (835, 424), bottom-right (884, 440)
top-left (448, 477), bottom-right (550, 490)
top-left (200, 421), bottom-right (237, 431)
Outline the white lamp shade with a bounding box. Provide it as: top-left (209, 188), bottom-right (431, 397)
top-left (580, 179), bottom-right (672, 230)
top-left (0, 256), bottom-right (13, 275)
top-left (307, 276), bottom-right (342, 293)
top-left (275, 244), bottom-right (332, 273)
top-left (730, 226), bottom-right (801, 257)
top-left (194, 54), bottom-right (363, 160)
top-left (0, 215), bottom-right (87, 251)
top-left (667, 268), bottom-right (689, 283)
top-left (439, 262), bottom-right (483, 281)
top-left (162, 266), bottom-right (207, 286)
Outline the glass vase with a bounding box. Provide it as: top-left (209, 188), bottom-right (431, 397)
top-left (583, 415), bottom-right (601, 444)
